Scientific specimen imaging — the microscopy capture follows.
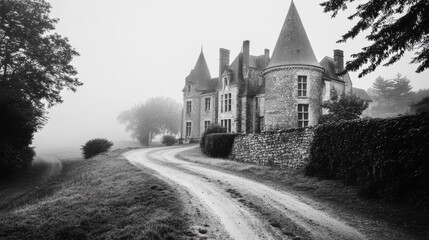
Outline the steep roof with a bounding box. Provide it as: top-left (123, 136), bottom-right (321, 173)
top-left (187, 50), bottom-right (212, 90)
top-left (320, 57), bottom-right (343, 82)
top-left (266, 1), bottom-right (321, 69)
top-left (352, 88), bottom-right (372, 102)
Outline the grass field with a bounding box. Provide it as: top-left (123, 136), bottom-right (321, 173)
top-left (0, 148), bottom-right (188, 240)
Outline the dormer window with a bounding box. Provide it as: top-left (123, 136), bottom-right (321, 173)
top-left (187, 84), bottom-right (191, 93)
top-left (222, 76), bottom-right (230, 89)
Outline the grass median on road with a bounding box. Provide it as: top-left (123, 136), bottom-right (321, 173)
top-left (0, 148), bottom-right (189, 240)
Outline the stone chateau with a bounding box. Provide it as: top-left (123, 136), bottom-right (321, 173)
top-left (181, 1), bottom-right (371, 139)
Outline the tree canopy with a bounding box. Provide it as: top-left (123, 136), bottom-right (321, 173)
top-left (320, 90), bottom-right (368, 124)
top-left (118, 97), bottom-right (182, 146)
top-left (370, 74), bottom-right (413, 101)
top-left (321, 0), bottom-right (429, 77)
top-left (0, 0), bottom-right (80, 170)
top-left (0, 0), bottom-right (81, 108)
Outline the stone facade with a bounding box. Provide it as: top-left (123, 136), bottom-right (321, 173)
top-left (180, 1), bottom-right (370, 139)
top-left (231, 128), bottom-right (314, 169)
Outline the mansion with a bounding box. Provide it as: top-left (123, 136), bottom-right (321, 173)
top-left (181, 1), bottom-right (371, 139)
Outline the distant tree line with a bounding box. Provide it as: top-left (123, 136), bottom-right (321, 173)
top-left (0, 0), bottom-right (81, 172)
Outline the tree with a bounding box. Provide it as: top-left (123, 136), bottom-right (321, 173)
top-left (321, 0), bottom-right (429, 77)
top-left (410, 96), bottom-right (429, 114)
top-left (118, 97), bottom-right (181, 146)
top-left (0, 0), bottom-right (81, 171)
top-left (319, 89), bottom-right (368, 124)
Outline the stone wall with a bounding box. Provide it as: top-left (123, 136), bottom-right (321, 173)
top-left (231, 127), bottom-right (314, 169)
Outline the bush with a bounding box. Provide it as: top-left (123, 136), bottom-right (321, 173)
top-left (200, 124), bottom-right (226, 150)
top-left (307, 113), bottom-right (429, 208)
top-left (81, 138), bottom-right (113, 159)
top-left (203, 133), bottom-right (236, 158)
top-left (162, 135), bottom-right (177, 146)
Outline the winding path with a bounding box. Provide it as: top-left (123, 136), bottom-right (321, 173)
top-left (124, 146), bottom-right (366, 240)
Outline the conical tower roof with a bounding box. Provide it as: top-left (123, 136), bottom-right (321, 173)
top-left (189, 49), bottom-right (212, 90)
top-left (266, 1), bottom-right (321, 70)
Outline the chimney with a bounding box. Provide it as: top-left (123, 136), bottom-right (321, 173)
top-left (333, 49), bottom-right (344, 74)
top-left (219, 48), bottom-right (230, 78)
top-left (242, 40), bottom-right (250, 79)
top-left (264, 48), bottom-right (270, 66)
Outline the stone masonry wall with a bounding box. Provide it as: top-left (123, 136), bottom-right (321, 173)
top-left (231, 127), bottom-right (314, 169)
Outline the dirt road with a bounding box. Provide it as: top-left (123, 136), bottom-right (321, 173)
top-left (125, 146), bottom-right (369, 240)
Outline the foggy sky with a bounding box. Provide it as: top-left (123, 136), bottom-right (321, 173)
top-left (33, 0), bottom-right (429, 155)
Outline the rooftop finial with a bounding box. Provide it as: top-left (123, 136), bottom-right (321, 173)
top-left (201, 45), bottom-right (203, 53)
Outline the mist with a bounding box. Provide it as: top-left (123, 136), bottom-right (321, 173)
top-left (33, 0), bottom-right (429, 157)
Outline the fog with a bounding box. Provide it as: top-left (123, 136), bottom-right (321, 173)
top-left (33, 0), bottom-right (429, 157)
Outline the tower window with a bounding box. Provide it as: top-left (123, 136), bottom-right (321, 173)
top-left (298, 76), bottom-right (307, 97)
top-left (186, 122), bottom-right (192, 137)
top-left (186, 101), bottom-right (192, 113)
top-left (298, 104), bottom-right (309, 127)
top-left (205, 97), bottom-right (211, 111)
top-left (187, 85), bottom-right (191, 93)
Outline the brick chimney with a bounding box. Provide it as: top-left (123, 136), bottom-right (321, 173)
top-left (334, 49), bottom-right (344, 74)
top-left (242, 40), bottom-right (250, 79)
top-left (219, 48), bottom-right (230, 78)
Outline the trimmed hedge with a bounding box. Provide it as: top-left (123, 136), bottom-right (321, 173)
top-left (200, 124), bottom-right (226, 150)
top-left (307, 113), bottom-right (429, 208)
top-left (81, 138), bottom-right (113, 159)
top-left (162, 135), bottom-right (177, 146)
top-left (204, 133), bottom-right (236, 158)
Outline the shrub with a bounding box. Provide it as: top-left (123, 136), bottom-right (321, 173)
top-left (200, 124), bottom-right (226, 150)
top-left (307, 113), bottom-right (429, 208)
top-left (162, 135), bottom-right (177, 146)
top-left (203, 133), bottom-right (236, 158)
top-left (81, 138), bottom-right (113, 159)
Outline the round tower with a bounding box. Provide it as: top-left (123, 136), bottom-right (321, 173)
top-left (264, 1), bottom-right (324, 129)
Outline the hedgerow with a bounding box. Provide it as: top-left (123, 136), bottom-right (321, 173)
top-left (307, 113), bottom-right (429, 208)
top-left (203, 133), bottom-right (236, 158)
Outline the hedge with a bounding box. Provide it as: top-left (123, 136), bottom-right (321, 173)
top-left (81, 138), bottom-right (113, 159)
top-left (162, 135), bottom-right (177, 146)
top-left (200, 124), bottom-right (226, 150)
top-left (203, 133), bottom-right (236, 158)
top-left (307, 113), bottom-right (429, 208)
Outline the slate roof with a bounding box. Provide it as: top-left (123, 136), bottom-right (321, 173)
top-left (352, 88), bottom-right (372, 102)
top-left (267, 1), bottom-right (321, 69)
top-left (319, 57), bottom-right (343, 82)
top-left (201, 78), bottom-right (219, 94)
top-left (187, 50), bottom-right (212, 90)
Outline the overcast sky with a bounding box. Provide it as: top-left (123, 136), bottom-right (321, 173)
top-left (33, 0), bottom-right (429, 154)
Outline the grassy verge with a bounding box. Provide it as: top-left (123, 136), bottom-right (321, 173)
top-left (0, 148), bottom-right (188, 240)
top-left (177, 146), bottom-right (429, 239)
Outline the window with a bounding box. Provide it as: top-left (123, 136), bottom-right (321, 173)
top-left (186, 122), bottom-right (192, 137)
top-left (221, 119), bottom-right (232, 133)
top-left (204, 120), bottom-right (211, 130)
top-left (221, 93), bottom-right (231, 112)
top-left (259, 116), bottom-right (264, 132)
top-left (205, 97), bottom-right (211, 111)
top-left (222, 77), bottom-right (229, 89)
top-left (298, 104), bottom-right (309, 127)
top-left (298, 76), bottom-right (307, 97)
top-left (187, 85), bottom-right (191, 93)
top-left (186, 101), bottom-right (192, 113)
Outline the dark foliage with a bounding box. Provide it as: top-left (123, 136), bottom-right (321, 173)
top-left (320, 90), bottom-right (368, 124)
top-left (203, 133), bottom-right (236, 158)
top-left (410, 96), bottom-right (429, 114)
top-left (81, 139), bottom-right (113, 159)
top-left (307, 113), bottom-right (429, 208)
top-left (162, 135), bottom-right (177, 146)
top-left (0, 92), bottom-right (43, 171)
top-left (200, 124), bottom-right (226, 150)
top-left (0, 0), bottom-right (80, 170)
top-left (320, 0), bottom-right (429, 77)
